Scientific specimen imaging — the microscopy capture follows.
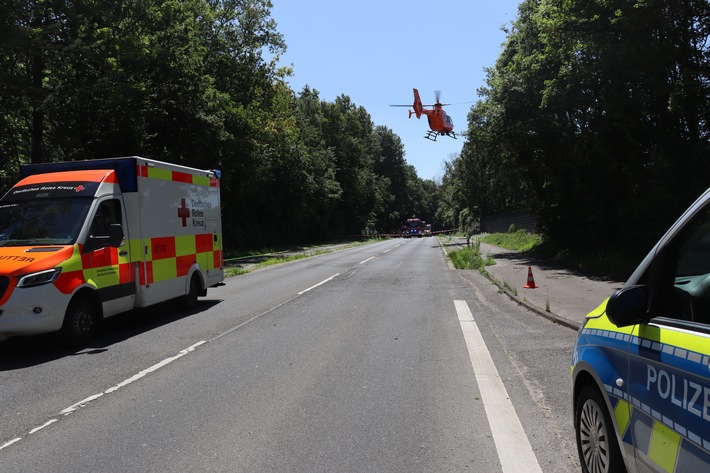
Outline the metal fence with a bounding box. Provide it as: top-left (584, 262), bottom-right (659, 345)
top-left (480, 210), bottom-right (538, 234)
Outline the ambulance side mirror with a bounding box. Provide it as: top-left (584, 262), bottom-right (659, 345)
top-left (107, 224), bottom-right (124, 247)
top-left (84, 224), bottom-right (124, 252)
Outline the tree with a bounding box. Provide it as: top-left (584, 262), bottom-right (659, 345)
top-left (1, 0), bottom-right (438, 252)
top-left (451, 0), bottom-right (710, 272)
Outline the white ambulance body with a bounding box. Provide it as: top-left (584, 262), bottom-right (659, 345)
top-left (0, 156), bottom-right (224, 344)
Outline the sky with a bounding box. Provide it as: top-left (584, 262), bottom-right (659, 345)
top-left (269, 0), bottom-right (522, 182)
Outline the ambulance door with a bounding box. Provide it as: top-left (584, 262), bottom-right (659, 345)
top-left (626, 205), bottom-right (710, 472)
top-left (85, 198), bottom-right (135, 316)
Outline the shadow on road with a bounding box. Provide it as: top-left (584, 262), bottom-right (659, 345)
top-left (0, 298), bottom-right (221, 371)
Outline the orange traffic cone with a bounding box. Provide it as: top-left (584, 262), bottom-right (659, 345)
top-left (524, 266), bottom-right (538, 289)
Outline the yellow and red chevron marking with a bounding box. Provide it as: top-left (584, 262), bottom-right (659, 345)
top-left (51, 235), bottom-right (222, 291)
top-left (139, 234), bottom-right (222, 286)
top-left (53, 245), bottom-right (85, 294)
top-left (53, 244), bottom-right (134, 294)
top-left (136, 164), bottom-right (219, 188)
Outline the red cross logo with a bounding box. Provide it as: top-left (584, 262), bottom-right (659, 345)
top-left (74, 185), bottom-right (85, 192)
top-left (177, 198), bottom-right (190, 227)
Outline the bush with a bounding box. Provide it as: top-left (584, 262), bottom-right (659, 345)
top-left (449, 247), bottom-right (484, 270)
top-left (449, 246), bottom-right (495, 271)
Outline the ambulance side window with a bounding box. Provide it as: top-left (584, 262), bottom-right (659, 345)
top-left (655, 205), bottom-right (710, 325)
top-left (90, 200), bottom-right (122, 239)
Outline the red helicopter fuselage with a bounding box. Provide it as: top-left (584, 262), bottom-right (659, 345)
top-left (407, 88), bottom-right (456, 141)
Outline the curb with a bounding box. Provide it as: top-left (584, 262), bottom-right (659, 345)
top-left (438, 237), bottom-right (580, 331)
top-left (484, 275), bottom-right (580, 330)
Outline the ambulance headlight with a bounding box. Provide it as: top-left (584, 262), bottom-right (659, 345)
top-left (17, 268), bottom-right (62, 288)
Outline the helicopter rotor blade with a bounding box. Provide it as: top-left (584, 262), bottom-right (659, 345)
top-left (391, 87), bottom-right (457, 108)
top-left (392, 103), bottom-right (450, 107)
top-left (429, 90), bottom-right (451, 106)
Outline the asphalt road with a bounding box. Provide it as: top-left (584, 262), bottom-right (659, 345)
top-left (0, 238), bottom-right (581, 472)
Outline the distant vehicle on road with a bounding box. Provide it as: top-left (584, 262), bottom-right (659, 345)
top-left (401, 218), bottom-right (423, 238)
top-left (571, 186), bottom-right (710, 473)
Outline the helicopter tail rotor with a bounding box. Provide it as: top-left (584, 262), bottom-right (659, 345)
top-left (391, 88), bottom-right (442, 117)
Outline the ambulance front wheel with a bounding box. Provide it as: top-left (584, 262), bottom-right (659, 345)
top-left (61, 297), bottom-right (99, 346)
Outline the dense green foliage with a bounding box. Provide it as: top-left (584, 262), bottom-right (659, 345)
top-left (439, 0), bottom-right (710, 276)
top-left (4, 0), bottom-right (710, 269)
top-left (0, 0), bottom-right (436, 251)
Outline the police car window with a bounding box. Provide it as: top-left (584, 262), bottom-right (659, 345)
top-left (661, 205), bottom-right (710, 324)
top-left (90, 200), bottom-right (122, 237)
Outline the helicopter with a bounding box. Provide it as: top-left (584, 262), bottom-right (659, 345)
top-left (391, 88), bottom-right (457, 141)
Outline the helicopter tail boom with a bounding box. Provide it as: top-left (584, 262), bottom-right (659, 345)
top-left (412, 88), bottom-right (423, 119)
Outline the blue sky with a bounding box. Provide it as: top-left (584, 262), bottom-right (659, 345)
top-left (270, 1), bottom-right (521, 181)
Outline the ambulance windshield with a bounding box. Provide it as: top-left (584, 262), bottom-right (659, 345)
top-left (0, 198), bottom-right (92, 246)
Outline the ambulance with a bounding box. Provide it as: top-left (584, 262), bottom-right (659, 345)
top-left (572, 186), bottom-right (710, 473)
top-left (0, 157), bottom-right (224, 344)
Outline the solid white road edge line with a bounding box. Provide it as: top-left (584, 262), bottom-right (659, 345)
top-left (454, 300), bottom-right (543, 473)
top-left (297, 273), bottom-right (340, 295)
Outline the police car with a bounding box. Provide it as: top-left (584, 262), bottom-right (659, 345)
top-left (572, 187), bottom-right (710, 473)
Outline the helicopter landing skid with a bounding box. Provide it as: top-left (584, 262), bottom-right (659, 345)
top-left (424, 130), bottom-right (457, 141)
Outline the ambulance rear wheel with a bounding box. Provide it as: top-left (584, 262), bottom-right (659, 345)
top-left (575, 384), bottom-right (626, 473)
top-left (184, 274), bottom-right (200, 307)
top-left (61, 298), bottom-right (98, 346)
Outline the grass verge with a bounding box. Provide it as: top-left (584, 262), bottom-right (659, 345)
top-left (448, 240), bottom-right (496, 271)
top-left (480, 230), bottom-right (543, 252)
